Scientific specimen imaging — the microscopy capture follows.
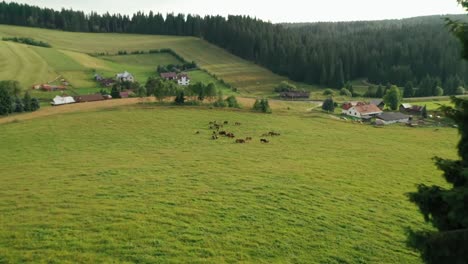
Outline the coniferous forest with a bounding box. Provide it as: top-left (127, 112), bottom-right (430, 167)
top-left (0, 1), bottom-right (467, 96)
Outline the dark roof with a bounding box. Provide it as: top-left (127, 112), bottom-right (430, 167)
top-left (161, 72), bottom-right (177, 79)
top-left (74, 94), bottom-right (105, 102)
top-left (280, 91), bottom-right (310, 98)
top-left (371, 99), bottom-right (384, 106)
top-left (377, 112), bottom-right (410, 121)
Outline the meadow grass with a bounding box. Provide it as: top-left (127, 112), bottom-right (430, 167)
top-left (0, 104), bottom-right (458, 263)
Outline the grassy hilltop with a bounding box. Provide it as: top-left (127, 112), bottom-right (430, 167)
top-left (0, 25), bottom-right (298, 96)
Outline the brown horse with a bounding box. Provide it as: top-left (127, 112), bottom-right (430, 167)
top-left (246, 137), bottom-right (253, 141)
top-left (236, 139), bottom-right (246, 144)
top-left (260, 139), bottom-right (270, 143)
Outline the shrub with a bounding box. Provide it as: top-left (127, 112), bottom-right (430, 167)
top-left (174, 91), bottom-right (186, 105)
top-left (274, 81), bottom-right (297, 93)
top-left (253, 98), bottom-right (272, 113)
top-left (434, 86), bottom-right (444, 96)
top-left (323, 89), bottom-right (334, 96)
top-left (225, 96), bottom-right (240, 108)
top-left (339, 88), bottom-right (352, 97)
top-left (322, 98), bottom-right (335, 112)
top-left (455, 86), bottom-right (465, 95)
top-left (2, 37), bottom-right (51, 48)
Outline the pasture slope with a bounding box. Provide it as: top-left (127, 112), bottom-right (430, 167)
top-left (0, 24), bottom-right (296, 95)
top-left (0, 101), bottom-right (458, 263)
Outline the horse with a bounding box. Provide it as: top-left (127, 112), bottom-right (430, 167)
top-left (236, 139), bottom-right (246, 144)
top-left (260, 139), bottom-right (270, 143)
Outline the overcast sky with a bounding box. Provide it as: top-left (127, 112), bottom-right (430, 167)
top-left (5, 0), bottom-right (466, 23)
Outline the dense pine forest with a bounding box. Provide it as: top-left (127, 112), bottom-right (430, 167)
top-left (0, 1), bottom-right (467, 96)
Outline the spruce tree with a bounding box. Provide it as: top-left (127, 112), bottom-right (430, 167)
top-left (23, 91), bottom-right (32, 112)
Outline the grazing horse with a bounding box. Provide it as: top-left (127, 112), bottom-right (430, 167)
top-left (246, 137), bottom-right (252, 141)
top-left (219, 131), bottom-right (227, 136)
top-left (224, 121), bottom-right (229, 125)
top-left (226, 133), bottom-right (235, 138)
top-left (236, 139), bottom-right (246, 144)
top-left (260, 139), bottom-right (270, 143)
top-left (235, 122), bottom-right (241, 126)
top-left (212, 135), bottom-right (219, 140)
top-left (268, 131), bottom-right (281, 136)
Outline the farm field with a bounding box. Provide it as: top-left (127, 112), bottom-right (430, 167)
top-left (0, 25), bottom-right (313, 95)
top-left (0, 103), bottom-right (458, 263)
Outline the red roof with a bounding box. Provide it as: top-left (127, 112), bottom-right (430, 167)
top-left (355, 104), bottom-right (383, 115)
top-left (74, 94), bottom-right (105, 102)
top-left (161, 72), bottom-right (177, 79)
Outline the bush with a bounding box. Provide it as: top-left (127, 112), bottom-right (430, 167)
top-left (253, 98), bottom-right (272, 113)
top-left (2, 37), bottom-right (51, 48)
top-left (434, 86), bottom-right (444, 96)
top-left (274, 81), bottom-right (297, 93)
top-left (340, 88), bottom-right (352, 97)
top-left (455, 86), bottom-right (465, 95)
top-left (322, 98), bottom-right (335, 112)
top-left (323, 89), bottom-right (334, 96)
top-left (225, 96), bottom-right (240, 108)
top-left (174, 91), bottom-right (185, 105)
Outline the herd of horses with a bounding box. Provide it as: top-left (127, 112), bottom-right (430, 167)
top-left (196, 120), bottom-right (281, 144)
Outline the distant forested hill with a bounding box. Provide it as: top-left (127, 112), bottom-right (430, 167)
top-left (0, 1), bottom-right (466, 96)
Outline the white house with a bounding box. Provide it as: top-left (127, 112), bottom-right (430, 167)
top-left (51, 96), bottom-right (75, 106)
top-left (177, 73), bottom-right (191, 86)
top-left (376, 112), bottom-right (410, 125)
top-left (344, 104), bottom-right (383, 119)
top-left (116, 71), bottom-right (135, 83)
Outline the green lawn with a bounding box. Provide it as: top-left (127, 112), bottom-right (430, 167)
top-left (0, 104), bottom-right (457, 263)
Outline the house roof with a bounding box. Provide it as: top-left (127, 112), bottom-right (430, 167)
top-left (161, 72), bottom-right (177, 79)
top-left (371, 99), bottom-right (384, 106)
top-left (74, 94), bottom-right (105, 102)
top-left (377, 112), bottom-right (410, 121)
top-left (117, 71), bottom-right (133, 78)
top-left (401, 103), bottom-right (412, 109)
top-left (354, 104), bottom-right (383, 115)
top-left (177, 73), bottom-right (190, 80)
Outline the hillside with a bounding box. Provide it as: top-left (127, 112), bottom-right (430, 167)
top-left (0, 25), bottom-right (294, 95)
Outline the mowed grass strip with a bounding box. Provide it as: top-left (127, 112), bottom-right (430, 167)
top-left (0, 41), bottom-right (56, 87)
top-left (0, 106), bottom-right (457, 263)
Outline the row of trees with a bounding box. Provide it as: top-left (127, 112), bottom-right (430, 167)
top-left (0, 81), bottom-right (40, 115)
top-left (1, 2), bottom-right (467, 96)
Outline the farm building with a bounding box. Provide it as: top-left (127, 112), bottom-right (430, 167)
top-left (280, 91), bottom-right (310, 100)
top-left (177, 73), bottom-right (191, 86)
top-left (94, 74), bottom-right (103, 81)
top-left (74, 94), bottom-right (106, 103)
top-left (341, 101), bottom-right (366, 114)
top-left (400, 104), bottom-right (423, 114)
top-left (160, 72), bottom-right (177, 80)
top-left (377, 112), bottom-right (411, 125)
top-left (33, 84), bottom-right (67, 92)
top-left (51, 96), bottom-right (75, 106)
top-left (119, 91), bottom-right (134, 98)
top-left (371, 99), bottom-right (385, 110)
top-left (344, 104), bottom-right (383, 119)
top-left (116, 71), bottom-right (134, 83)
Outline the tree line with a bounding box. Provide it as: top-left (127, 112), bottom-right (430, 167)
top-left (0, 1), bottom-right (467, 96)
top-left (0, 81), bottom-right (40, 115)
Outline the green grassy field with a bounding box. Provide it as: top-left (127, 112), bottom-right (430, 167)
top-left (0, 25), bottom-right (312, 95)
top-left (0, 103), bottom-right (458, 263)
